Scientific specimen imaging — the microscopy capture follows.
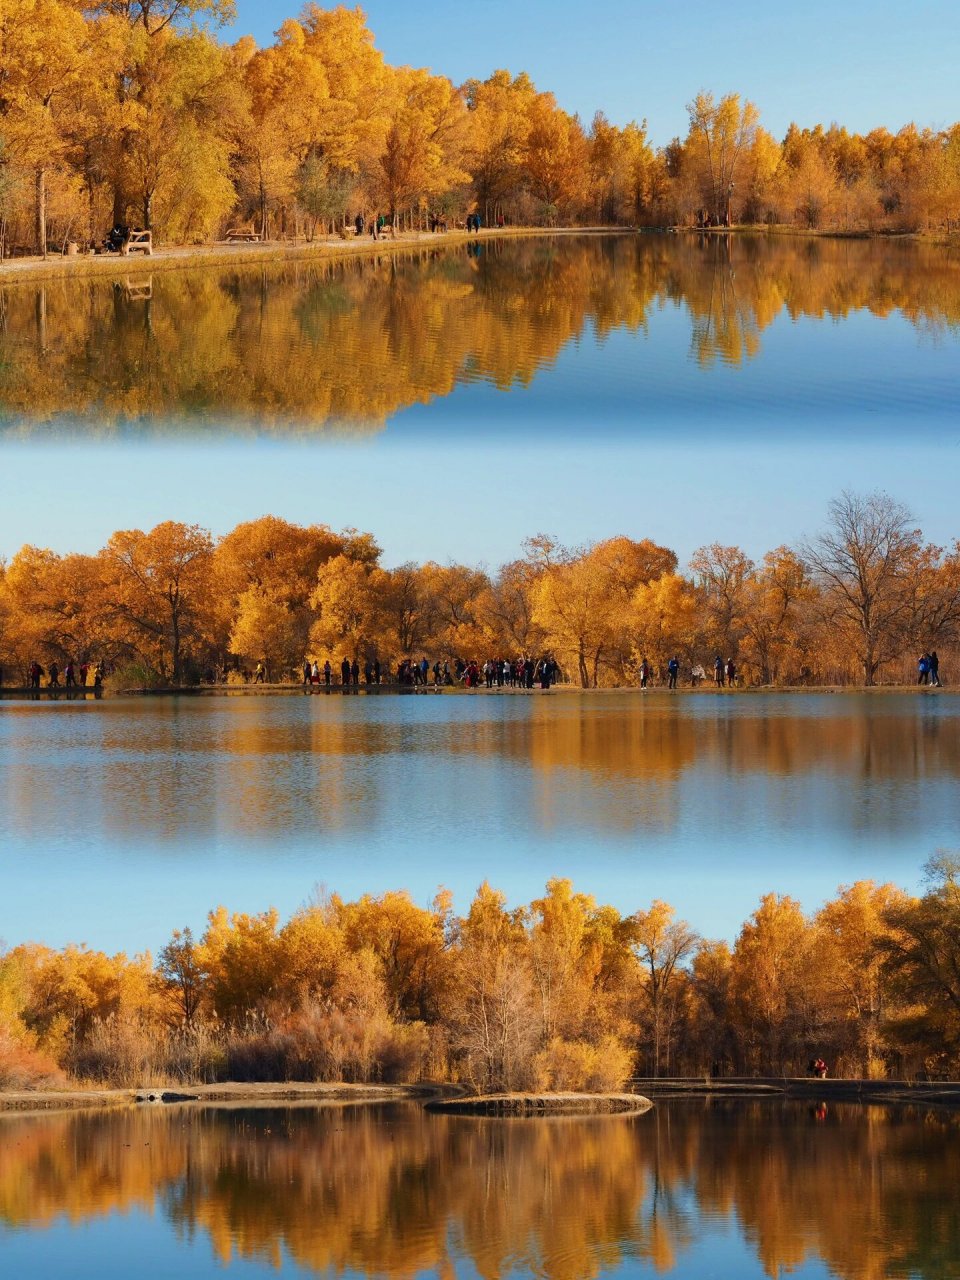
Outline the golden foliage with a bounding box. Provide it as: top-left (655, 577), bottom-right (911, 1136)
top-left (2, 494), bottom-right (959, 685)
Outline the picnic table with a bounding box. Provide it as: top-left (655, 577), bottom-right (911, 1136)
top-left (225, 228), bottom-right (262, 243)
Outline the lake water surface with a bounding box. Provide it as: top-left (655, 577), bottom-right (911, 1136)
top-left (1, 692), bottom-right (955, 952)
top-left (2, 233), bottom-right (958, 436)
top-left (1, 1099), bottom-right (956, 1279)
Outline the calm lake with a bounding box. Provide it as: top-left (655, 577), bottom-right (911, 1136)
top-left (1, 1099), bottom-right (957, 1279)
top-left (1, 692), bottom-right (955, 952)
top-left (1, 233), bottom-right (959, 436)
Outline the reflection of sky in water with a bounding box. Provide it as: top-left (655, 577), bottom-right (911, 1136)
top-left (2, 693), bottom-right (957, 951)
top-left (396, 307), bottom-right (960, 438)
top-left (0, 1101), bottom-right (952, 1280)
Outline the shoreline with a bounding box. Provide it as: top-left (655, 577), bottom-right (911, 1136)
top-left (0, 1081), bottom-right (444, 1115)
top-left (1, 683), bottom-right (953, 700)
top-left (631, 1077), bottom-right (960, 1108)
top-left (2, 223), bottom-right (955, 287)
top-left (4, 1078), bottom-right (960, 1116)
top-left (0, 226), bottom-right (621, 287)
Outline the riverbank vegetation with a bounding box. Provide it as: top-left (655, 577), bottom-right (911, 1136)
top-left (3, 860), bottom-right (960, 1091)
top-left (1, 491), bottom-right (958, 688)
top-left (2, 3), bottom-right (960, 258)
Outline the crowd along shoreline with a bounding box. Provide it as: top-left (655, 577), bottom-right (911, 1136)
top-left (0, 683), bottom-right (953, 699)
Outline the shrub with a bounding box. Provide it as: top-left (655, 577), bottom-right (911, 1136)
top-left (533, 1036), bottom-right (634, 1093)
top-left (0, 1027), bottom-right (65, 1090)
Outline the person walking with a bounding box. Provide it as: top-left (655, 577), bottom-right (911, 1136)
top-left (303, 660), bottom-right (311, 686)
top-left (254, 661), bottom-right (265, 684)
top-left (918, 653), bottom-right (930, 685)
top-left (930, 651), bottom-right (941, 686)
top-left (667, 656), bottom-right (679, 689)
top-left (341, 657), bottom-right (351, 688)
top-left (714, 655), bottom-right (724, 688)
top-left (639, 658), bottom-right (650, 690)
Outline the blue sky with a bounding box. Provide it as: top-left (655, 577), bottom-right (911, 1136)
top-left (1, 434), bottom-right (955, 571)
top-left (227, 0), bottom-right (960, 145)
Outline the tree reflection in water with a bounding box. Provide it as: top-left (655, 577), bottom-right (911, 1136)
top-left (1, 234), bottom-right (959, 433)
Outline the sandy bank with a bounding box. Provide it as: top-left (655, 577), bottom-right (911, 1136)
top-left (0, 1081), bottom-right (442, 1115)
top-left (632, 1077), bottom-right (960, 1108)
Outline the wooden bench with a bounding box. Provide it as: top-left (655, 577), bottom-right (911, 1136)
top-left (122, 230), bottom-right (152, 256)
top-left (225, 228), bottom-right (262, 243)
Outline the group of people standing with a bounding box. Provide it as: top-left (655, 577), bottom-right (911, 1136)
top-left (303, 657), bottom-right (374, 689)
top-left (638, 656), bottom-right (735, 689)
top-left (27, 660), bottom-right (105, 690)
top-left (300, 655), bottom-right (558, 691)
top-left (918, 651), bottom-right (942, 686)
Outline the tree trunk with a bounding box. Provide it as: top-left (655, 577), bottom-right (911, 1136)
top-left (172, 606), bottom-right (181, 684)
top-left (578, 643), bottom-right (589, 689)
top-left (35, 168), bottom-right (47, 258)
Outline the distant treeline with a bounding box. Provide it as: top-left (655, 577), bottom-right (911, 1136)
top-left (2, 2), bottom-right (960, 257)
top-left (4, 859), bottom-right (960, 1091)
top-left (1, 491), bottom-right (958, 688)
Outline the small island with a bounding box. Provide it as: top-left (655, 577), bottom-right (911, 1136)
top-left (424, 1092), bottom-right (653, 1116)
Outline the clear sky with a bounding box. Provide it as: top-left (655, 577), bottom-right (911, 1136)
top-left (1, 434), bottom-right (955, 572)
top-left (226, 0), bottom-right (960, 145)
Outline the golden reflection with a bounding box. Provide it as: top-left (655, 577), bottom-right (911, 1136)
top-left (1, 235), bottom-right (958, 433)
top-left (1, 1102), bottom-right (957, 1279)
top-left (1, 699), bottom-right (957, 843)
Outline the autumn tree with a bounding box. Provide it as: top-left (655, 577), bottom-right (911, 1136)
top-left (523, 92), bottom-right (588, 222)
top-left (309, 552), bottom-right (387, 662)
top-left (451, 882), bottom-right (537, 1093)
top-left (462, 70), bottom-right (534, 222)
top-left (83, 0), bottom-right (235, 32)
top-left (629, 901), bottom-right (698, 1076)
top-left (815, 881), bottom-right (909, 1075)
top-left (157, 926), bottom-right (205, 1028)
top-left (376, 67), bottom-right (469, 223)
top-left (689, 543), bottom-right (754, 661)
top-left (0, 545), bottom-right (107, 673)
top-left (0, 0), bottom-right (92, 254)
top-left (739, 547), bottom-right (814, 684)
top-left (878, 856), bottom-right (960, 1071)
top-left (685, 92), bottom-right (761, 223)
top-left (101, 520), bottom-right (214, 682)
top-left (729, 894), bottom-right (823, 1073)
top-left (630, 573), bottom-right (700, 671)
top-left (801, 491), bottom-right (921, 684)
